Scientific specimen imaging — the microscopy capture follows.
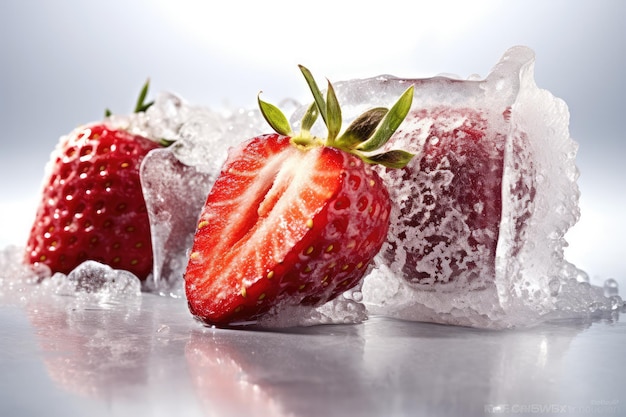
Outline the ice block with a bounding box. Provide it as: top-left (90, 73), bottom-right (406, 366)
top-left (316, 45), bottom-right (614, 327)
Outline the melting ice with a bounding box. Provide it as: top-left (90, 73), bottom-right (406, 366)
top-left (0, 46), bottom-right (622, 328)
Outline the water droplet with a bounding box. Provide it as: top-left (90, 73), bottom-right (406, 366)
top-left (603, 278), bottom-right (619, 297)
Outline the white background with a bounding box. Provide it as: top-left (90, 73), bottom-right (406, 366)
top-left (1, 0), bottom-right (624, 288)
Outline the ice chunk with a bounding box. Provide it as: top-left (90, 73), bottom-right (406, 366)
top-left (170, 105), bottom-right (266, 174)
top-left (31, 261), bottom-right (142, 310)
top-left (140, 149), bottom-right (213, 296)
top-left (304, 45), bottom-right (619, 328)
top-left (0, 245), bottom-right (141, 309)
top-left (58, 260), bottom-right (141, 298)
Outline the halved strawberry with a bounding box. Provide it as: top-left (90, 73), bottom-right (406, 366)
top-left (184, 67), bottom-right (414, 326)
top-left (24, 81), bottom-right (165, 280)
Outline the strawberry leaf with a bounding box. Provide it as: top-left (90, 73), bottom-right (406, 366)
top-left (337, 107), bottom-right (388, 149)
top-left (134, 79), bottom-right (155, 113)
top-left (158, 138), bottom-right (177, 147)
top-left (299, 65), bottom-right (328, 128)
top-left (325, 81), bottom-right (342, 143)
top-left (361, 149), bottom-right (415, 169)
top-left (258, 93), bottom-right (292, 136)
top-left (301, 101), bottom-right (319, 136)
top-left (357, 85), bottom-right (414, 152)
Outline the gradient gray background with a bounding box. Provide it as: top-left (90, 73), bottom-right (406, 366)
top-left (1, 0), bottom-right (624, 288)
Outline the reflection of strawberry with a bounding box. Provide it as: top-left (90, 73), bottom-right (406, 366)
top-left (185, 330), bottom-right (289, 417)
top-left (25, 82), bottom-right (164, 279)
top-left (185, 66), bottom-right (414, 326)
top-left (186, 325), bottom-right (369, 417)
top-left (379, 106), bottom-right (515, 289)
top-left (26, 297), bottom-right (148, 399)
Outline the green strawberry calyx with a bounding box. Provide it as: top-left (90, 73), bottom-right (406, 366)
top-left (258, 65), bottom-right (415, 169)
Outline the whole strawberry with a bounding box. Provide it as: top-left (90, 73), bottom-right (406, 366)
top-left (184, 66), bottom-right (414, 326)
top-left (25, 81), bottom-right (164, 280)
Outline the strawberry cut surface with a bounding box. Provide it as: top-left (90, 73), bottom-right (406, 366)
top-left (185, 133), bottom-right (391, 325)
top-left (25, 124), bottom-right (160, 279)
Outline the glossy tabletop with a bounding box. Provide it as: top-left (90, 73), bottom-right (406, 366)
top-left (1, 292), bottom-right (624, 417)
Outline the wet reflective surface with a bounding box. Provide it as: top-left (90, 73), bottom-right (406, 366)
top-left (1, 293), bottom-right (624, 417)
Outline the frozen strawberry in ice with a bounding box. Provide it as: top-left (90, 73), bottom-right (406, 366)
top-left (329, 46), bottom-right (583, 327)
top-left (378, 106), bottom-right (508, 290)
